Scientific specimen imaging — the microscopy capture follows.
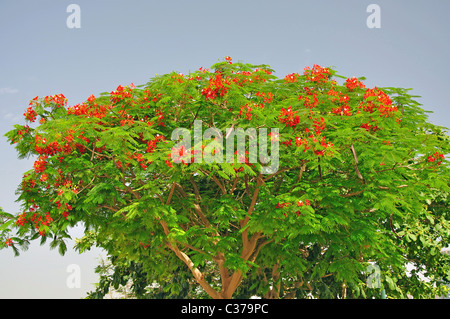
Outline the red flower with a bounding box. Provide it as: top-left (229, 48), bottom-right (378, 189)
top-left (312, 117), bottom-right (326, 134)
top-left (234, 149), bottom-right (252, 165)
top-left (304, 65), bottom-right (330, 83)
top-left (427, 152), bottom-right (445, 165)
top-left (297, 199), bottom-right (311, 206)
top-left (33, 156), bottom-right (48, 173)
top-left (279, 107), bottom-right (300, 127)
top-left (294, 137), bottom-right (310, 152)
top-left (201, 74), bottom-right (230, 100)
top-left (255, 91), bottom-right (273, 104)
top-left (239, 103), bottom-right (254, 120)
top-left (23, 106), bottom-right (37, 122)
top-left (16, 212), bottom-right (27, 226)
top-left (345, 77), bottom-right (365, 91)
top-left (299, 91), bottom-right (319, 109)
top-left (281, 139), bottom-right (292, 147)
top-left (276, 202), bottom-right (290, 209)
top-left (165, 159), bottom-right (173, 168)
top-left (361, 122), bottom-right (379, 132)
top-left (269, 132), bottom-right (279, 142)
top-left (4, 238), bottom-right (13, 247)
top-left (284, 73), bottom-right (300, 83)
top-left (171, 145), bottom-right (191, 165)
top-left (44, 94), bottom-right (67, 107)
top-left (360, 87), bottom-right (397, 117)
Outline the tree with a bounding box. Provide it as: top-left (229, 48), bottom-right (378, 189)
top-left (2, 57), bottom-right (450, 299)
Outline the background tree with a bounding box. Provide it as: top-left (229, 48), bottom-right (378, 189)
top-left (2, 57), bottom-right (450, 299)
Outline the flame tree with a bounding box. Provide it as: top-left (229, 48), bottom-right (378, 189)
top-left (2, 57), bottom-right (450, 299)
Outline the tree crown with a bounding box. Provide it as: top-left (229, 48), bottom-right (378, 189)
top-left (2, 57), bottom-right (450, 299)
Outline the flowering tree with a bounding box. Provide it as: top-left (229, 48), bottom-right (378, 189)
top-left (2, 57), bottom-right (450, 299)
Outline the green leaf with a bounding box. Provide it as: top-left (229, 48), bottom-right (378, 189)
top-left (385, 275), bottom-right (396, 290)
top-left (216, 170), bottom-right (230, 180)
top-left (58, 240), bottom-right (67, 256)
top-left (0, 220), bottom-right (14, 232)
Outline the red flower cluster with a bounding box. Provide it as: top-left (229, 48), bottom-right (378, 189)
top-left (304, 65), bottom-right (330, 83)
top-left (10, 125), bottom-right (31, 144)
top-left (276, 199), bottom-right (312, 216)
top-left (68, 95), bottom-right (112, 119)
top-left (120, 114), bottom-right (135, 126)
top-left (297, 134), bottom-right (333, 157)
top-left (55, 200), bottom-right (72, 219)
top-left (146, 134), bottom-right (166, 153)
top-left (133, 153), bottom-right (148, 170)
top-left (239, 103), bottom-right (261, 120)
top-left (254, 91), bottom-right (273, 105)
top-left (35, 135), bottom-right (62, 156)
top-left (328, 85), bottom-right (352, 116)
top-left (361, 122), bottom-right (380, 132)
top-left (154, 109), bottom-right (165, 126)
top-left (332, 104), bottom-right (352, 116)
top-left (200, 58), bottom-right (272, 91)
top-left (21, 174), bottom-right (36, 190)
top-left (232, 69), bottom-right (272, 87)
top-left (269, 131), bottom-right (279, 142)
top-left (33, 155), bottom-right (48, 173)
top-left (275, 202), bottom-right (290, 209)
top-left (360, 87), bottom-right (397, 117)
top-left (284, 73), bottom-right (300, 83)
top-left (23, 106), bottom-right (37, 122)
top-left (279, 106), bottom-right (300, 127)
top-left (428, 152), bottom-right (445, 165)
top-left (298, 90), bottom-right (319, 109)
top-left (24, 94), bottom-right (68, 122)
top-left (44, 94), bottom-right (67, 108)
top-left (235, 149), bottom-right (252, 165)
top-left (201, 73), bottom-right (230, 100)
top-left (30, 212), bottom-right (53, 236)
top-left (345, 77), bottom-right (365, 92)
top-left (297, 199), bottom-right (311, 207)
top-left (16, 211), bottom-right (27, 226)
top-left (16, 206), bottom-right (53, 236)
top-left (170, 144), bottom-right (192, 165)
top-left (110, 85), bottom-right (133, 104)
top-left (171, 73), bottom-right (185, 84)
top-left (312, 117), bottom-right (326, 134)
top-left (295, 137), bottom-right (309, 152)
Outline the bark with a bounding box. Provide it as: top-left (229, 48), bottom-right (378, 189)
top-left (158, 174), bottom-right (268, 299)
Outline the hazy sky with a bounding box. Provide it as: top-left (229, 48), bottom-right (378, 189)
top-left (0, 0), bottom-right (449, 298)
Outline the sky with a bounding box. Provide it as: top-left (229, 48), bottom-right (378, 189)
top-left (0, 0), bottom-right (449, 298)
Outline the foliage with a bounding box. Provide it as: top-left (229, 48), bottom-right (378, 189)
top-left (2, 57), bottom-right (450, 299)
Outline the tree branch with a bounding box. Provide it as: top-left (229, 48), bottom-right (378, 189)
top-left (351, 144), bottom-right (364, 182)
top-left (339, 190), bottom-right (364, 198)
top-left (199, 168), bottom-right (227, 195)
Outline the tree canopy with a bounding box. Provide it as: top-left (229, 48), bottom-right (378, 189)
top-left (2, 57), bottom-right (450, 299)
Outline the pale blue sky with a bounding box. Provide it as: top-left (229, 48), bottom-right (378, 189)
top-left (0, 0), bottom-right (449, 298)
